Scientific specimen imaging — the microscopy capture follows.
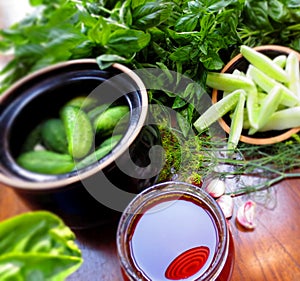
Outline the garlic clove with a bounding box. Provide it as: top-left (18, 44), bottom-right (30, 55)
top-left (236, 200), bottom-right (256, 230)
top-left (216, 195), bottom-right (234, 219)
top-left (205, 178), bottom-right (226, 198)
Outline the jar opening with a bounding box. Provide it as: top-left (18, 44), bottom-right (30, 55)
top-left (117, 181), bottom-right (229, 281)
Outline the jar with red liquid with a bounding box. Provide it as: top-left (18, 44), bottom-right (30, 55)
top-left (116, 181), bottom-right (235, 281)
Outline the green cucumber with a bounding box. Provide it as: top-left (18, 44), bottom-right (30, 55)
top-left (60, 105), bottom-right (94, 159)
top-left (259, 106), bottom-right (300, 131)
top-left (75, 135), bottom-right (122, 170)
top-left (227, 92), bottom-right (246, 150)
top-left (273, 55), bottom-right (287, 68)
top-left (98, 134), bottom-right (123, 148)
top-left (247, 65), bottom-right (299, 107)
top-left (285, 51), bottom-right (300, 98)
top-left (17, 150), bottom-right (75, 174)
top-left (21, 124), bottom-right (43, 152)
top-left (240, 45), bottom-right (289, 83)
top-left (255, 85), bottom-right (282, 132)
top-left (94, 105), bottom-right (129, 137)
top-left (65, 96), bottom-right (97, 111)
top-left (206, 72), bottom-right (255, 93)
top-left (41, 118), bottom-right (68, 154)
top-left (193, 90), bottom-right (242, 131)
top-left (87, 104), bottom-right (108, 122)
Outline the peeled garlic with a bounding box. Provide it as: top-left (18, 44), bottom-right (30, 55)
top-left (236, 200), bottom-right (256, 229)
top-left (205, 178), bottom-right (226, 198)
top-left (216, 195), bottom-right (234, 219)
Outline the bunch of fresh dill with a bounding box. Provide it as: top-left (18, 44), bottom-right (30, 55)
top-left (158, 126), bottom-right (300, 197)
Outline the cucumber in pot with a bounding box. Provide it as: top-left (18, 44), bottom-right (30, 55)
top-left (41, 118), bottom-right (68, 154)
top-left (87, 104), bottom-right (108, 122)
top-left (65, 96), bottom-right (98, 111)
top-left (75, 134), bottom-right (123, 170)
top-left (94, 105), bottom-right (130, 137)
top-left (21, 124), bottom-right (43, 153)
top-left (17, 150), bottom-right (75, 174)
top-left (60, 105), bottom-right (94, 159)
top-left (98, 134), bottom-right (123, 148)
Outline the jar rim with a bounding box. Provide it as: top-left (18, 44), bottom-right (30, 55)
top-left (116, 181), bottom-right (229, 281)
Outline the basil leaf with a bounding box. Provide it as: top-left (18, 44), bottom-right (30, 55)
top-left (132, 2), bottom-right (172, 29)
top-left (172, 96), bottom-right (186, 109)
top-left (176, 110), bottom-right (192, 138)
top-left (169, 46), bottom-right (193, 62)
top-left (243, 0), bottom-right (273, 30)
top-left (88, 18), bottom-right (111, 44)
top-left (15, 44), bottom-right (44, 58)
top-left (200, 50), bottom-right (224, 70)
top-left (288, 0), bottom-right (300, 8)
top-left (107, 29), bottom-right (151, 55)
top-left (175, 14), bottom-right (199, 32)
top-left (269, 0), bottom-right (300, 22)
top-left (96, 54), bottom-right (133, 69)
top-left (291, 38), bottom-right (300, 51)
top-left (206, 0), bottom-right (241, 12)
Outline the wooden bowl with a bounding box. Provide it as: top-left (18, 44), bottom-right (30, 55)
top-left (212, 45), bottom-right (300, 145)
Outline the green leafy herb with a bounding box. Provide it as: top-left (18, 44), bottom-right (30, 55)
top-left (1, 0), bottom-right (299, 112)
top-left (238, 0), bottom-right (300, 50)
top-left (0, 211), bottom-right (83, 281)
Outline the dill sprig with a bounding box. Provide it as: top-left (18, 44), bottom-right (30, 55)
top-left (200, 136), bottom-right (300, 196)
top-left (158, 125), bottom-right (300, 197)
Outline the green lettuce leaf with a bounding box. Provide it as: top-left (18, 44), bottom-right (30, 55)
top-left (0, 211), bottom-right (83, 281)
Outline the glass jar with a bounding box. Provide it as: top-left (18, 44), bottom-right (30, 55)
top-left (116, 181), bottom-right (234, 281)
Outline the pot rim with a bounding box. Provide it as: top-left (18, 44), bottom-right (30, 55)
top-left (0, 59), bottom-right (149, 190)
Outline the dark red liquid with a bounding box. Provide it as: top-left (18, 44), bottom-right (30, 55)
top-left (127, 196), bottom-right (220, 280)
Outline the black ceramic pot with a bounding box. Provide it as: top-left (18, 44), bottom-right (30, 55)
top-left (0, 59), bottom-right (162, 228)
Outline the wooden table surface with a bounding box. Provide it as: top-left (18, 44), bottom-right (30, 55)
top-left (1, 2), bottom-right (300, 281)
top-left (1, 178), bottom-right (300, 281)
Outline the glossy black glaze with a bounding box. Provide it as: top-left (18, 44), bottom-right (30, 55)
top-left (0, 60), bottom-right (161, 228)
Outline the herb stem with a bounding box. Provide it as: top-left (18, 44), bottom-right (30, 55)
top-left (287, 23), bottom-right (300, 31)
top-left (227, 171), bottom-right (300, 197)
top-left (194, 139), bottom-right (300, 197)
top-left (238, 23), bottom-right (300, 43)
top-left (98, 6), bottom-right (112, 15)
